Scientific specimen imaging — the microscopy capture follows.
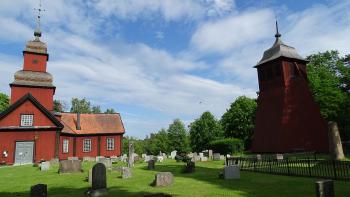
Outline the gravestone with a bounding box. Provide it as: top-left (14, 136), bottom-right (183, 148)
top-left (148, 159), bottom-right (155, 170)
top-left (59, 160), bottom-right (82, 173)
top-left (213, 153), bottom-right (220, 161)
top-left (276, 154), bottom-right (284, 161)
top-left (122, 167), bottom-right (132, 179)
top-left (208, 150), bottom-right (213, 160)
top-left (328, 121), bottom-right (345, 160)
top-left (84, 157), bottom-right (96, 162)
top-left (110, 156), bottom-right (119, 163)
top-left (170, 151), bottom-right (177, 159)
top-left (153, 172), bottom-right (173, 187)
top-left (199, 153), bottom-right (204, 158)
top-left (68, 157), bottom-right (79, 161)
top-left (223, 165), bottom-right (240, 179)
top-left (30, 184), bottom-right (47, 197)
top-left (128, 142), bottom-right (134, 167)
top-left (256, 154), bottom-right (262, 161)
top-left (121, 154), bottom-right (128, 162)
top-left (183, 161), bottom-right (195, 173)
top-left (40, 161), bottom-right (50, 171)
top-left (220, 155), bottom-right (225, 160)
top-left (87, 163), bottom-right (108, 196)
top-left (142, 154), bottom-right (147, 158)
top-left (200, 156), bottom-right (208, 162)
top-left (157, 156), bottom-right (164, 163)
top-left (315, 180), bottom-right (334, 197)
top-left (162, 153), bottom-right (167, 158)
top-left (98, 158), bottom-right (112, 169)
top-left (187, 152), bottom-right (194, 158)
top-left (145, 155), bottom-right (153, 162)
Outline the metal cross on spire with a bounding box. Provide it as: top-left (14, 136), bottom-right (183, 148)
top-left (275, 20), bottom-right (281, 38)
top-left (34, 0), bottom-right (45, 38)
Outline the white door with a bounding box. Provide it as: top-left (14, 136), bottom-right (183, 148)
top-left (14, 141), bottom-right (34, 165)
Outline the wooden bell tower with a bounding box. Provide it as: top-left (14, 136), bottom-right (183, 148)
top-left (251, 22), bottom-right (328, 153)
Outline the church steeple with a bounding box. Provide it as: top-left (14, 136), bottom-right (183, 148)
top-left (275, 20), bottom-right (281, 38)
top-left (34, 0), bottom-right (45, 38)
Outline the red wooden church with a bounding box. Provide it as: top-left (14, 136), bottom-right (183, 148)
top-left (251, 23), bottom-right (329, 153)
top-left (0, 26), bottom-right (125, 165)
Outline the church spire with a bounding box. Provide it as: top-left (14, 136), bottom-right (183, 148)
top-left (275, 20), bottom-right (281, 38)
top-left (34, 0), bottom-right (45, 38)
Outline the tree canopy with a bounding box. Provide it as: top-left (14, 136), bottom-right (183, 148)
top-left (0, 93), bottom-right (9, 112)
top-left (167, 119), bottom-right (190, 153)
top-left (307, 50), bottom-right (350, 140)
top-left (220, 96), bottom-right (257, 148)
top-left (144, 128), bottom-right (170, 155)
top-left (189, 111), bottom-right (223, 152)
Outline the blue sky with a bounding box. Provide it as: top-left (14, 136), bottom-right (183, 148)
top-left (0, 0), bottom-right (350, 138)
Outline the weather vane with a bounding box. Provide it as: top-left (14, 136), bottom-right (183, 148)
top-left (34, 0), bottom-right (45, 37)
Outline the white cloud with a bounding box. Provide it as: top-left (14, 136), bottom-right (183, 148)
top-left (190, 9), bottom-right (274, 54)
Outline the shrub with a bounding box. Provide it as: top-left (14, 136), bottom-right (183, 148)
top-left (175, 152), bottom-right (191, 163)
top-left (209, 138), bottom-right (244, 154)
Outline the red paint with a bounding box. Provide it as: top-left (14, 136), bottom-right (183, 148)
top-left (0, 131), bottom-right (56, 164)
top-left (99, 135), bottom-right (122, 157)
top-left (58, 136), bottom-right (74, 160)
top-left (11, 86), bottom-right (54, 111)
top-left (252, 58), bottom-right (329, 153)
top-left (23, 53), bottom-right (47, 72)
top-left (0, 100), bottom-right (56, 127)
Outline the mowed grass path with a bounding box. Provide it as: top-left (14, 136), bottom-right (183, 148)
top-left (0, 160), bottom-right (349, 197)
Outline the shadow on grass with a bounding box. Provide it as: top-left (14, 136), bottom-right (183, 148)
top-left (0, 186), bottom-right (174, 197)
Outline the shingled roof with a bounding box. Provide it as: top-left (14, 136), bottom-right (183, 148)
top-left (60, 113), bottom-right (125, 135)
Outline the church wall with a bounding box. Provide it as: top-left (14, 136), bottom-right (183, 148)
top-left (23, 53), bottom-right (47, 72)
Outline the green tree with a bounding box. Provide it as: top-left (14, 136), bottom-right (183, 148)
top-left (189, 111), bottom-right (223, 152)
top-left (167, 119), bottom-right (190, 153)
top-left (122, 136), bottom-right (145, 155)
top-left (91, 105), bottom-right (101, 113)
top-left (105, 108), bottom-right (116, 114)
top-left (53, 100), bottom-right (67, 112)
top-left (307, 51), bottom-right (350, 140)
top-left (70, 98), bottom-right (91, 113)
top-left (144, 128), bottom-right (170, 155)
top-left (221, 96), bottom-right (257, 148)
top-left (0, 93), bottom-right (9, 112)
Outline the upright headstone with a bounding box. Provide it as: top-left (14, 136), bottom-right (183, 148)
top-left (40, 161), bottom-right (50, 171)
top-left (219, 155), bottom-right (225, 160)
top-left (122, 167), bottom-right (132, 179)
top-left (213, 153), bottom-right (220, 161)
top-left (208, 150), bottom-right (213, 160)
top-left (256, 154), bottom-right (262, 161)
top-left (153, 172), bottom-right (173, 187)
top-left (88, 169), bottom-right (93, 184)
top-left (59, 160), bottom-right (82, 173)
top-left (276, 154), bottom-right (283, 161)
top-left (315, 180), bottom-right (334, 197)
top-left (148, 159), bottom-right (155, 170)
top-left (183, 161), bottom-right (195, 173)
top-left (157, 156), bottom-right (164, 163)
top-left (328, 121), bottom-right (345, 160)
top-left (49, 158), bottom-right (59, 165)
top-left (200, 156), bottom-right (208, 162)
top-left (98, 158), bottom-right (112, 169)
top-left (128, 142), bottom-right (134, 167)
top-left (30, 184), bottom-right (47, 197)
top-left (170, 151), bottom-right (177, 159)
top-left (223, 165), bottom-right (240, 179)
top-left (88, 163), bottom-right (108, 196)
top-left (199, 153), bottom-right (204, 158)
top-left (142, 154), bottom-right (147, 158)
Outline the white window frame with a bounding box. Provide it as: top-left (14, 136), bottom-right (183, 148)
top-left (106, 138), bottom-right (115, 151)
top-left (63, 139), bottom-right (69, 153)
top-left (20, 114), bottom-right (34, 127)
top-left (83, 139), bottom-right (92, 152)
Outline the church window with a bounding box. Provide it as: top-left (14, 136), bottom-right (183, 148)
top-left (63, 139), bottom-right (69, 153)
top-left (20, 114), bottom-right (33, 127)
top-left (83, 139), bottom-right (92, 152)
top-left (107, 138), bottom-right (115, 151)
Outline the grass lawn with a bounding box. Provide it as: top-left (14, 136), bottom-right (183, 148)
top-left (0, 160), bottom-right (349, 197)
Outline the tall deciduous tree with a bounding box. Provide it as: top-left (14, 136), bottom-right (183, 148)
top-left (70, 98), bottom-right (91, 113)
top-left (221, 96), bottom-right (257, 148)
top-left (307, 51), bottom-right (350, 140)
top-left (167, 119), bottom-right (190, 153)
top-left (189, 111), bottom-right (223, 152)
top-left (53, 100), bottom-right (67, 112)
top-left (144, 128), bottom-right (170, 155)
top-left (0, 93), bottom-right (9, 112)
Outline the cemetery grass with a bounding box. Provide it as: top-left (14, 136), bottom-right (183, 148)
top-left (0, 160), bottom-right (349, 197)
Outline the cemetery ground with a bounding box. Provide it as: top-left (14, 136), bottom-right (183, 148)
top-left (0, 160), bottom-right (349, 197)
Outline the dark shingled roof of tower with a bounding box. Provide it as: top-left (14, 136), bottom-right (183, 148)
top-left (255, 37), bottom-right (307, 67)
